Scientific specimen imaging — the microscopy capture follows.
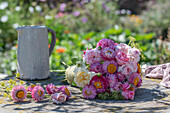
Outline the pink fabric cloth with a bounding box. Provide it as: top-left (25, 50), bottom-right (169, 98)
top-left (145, 63), bottom-right (170, 88)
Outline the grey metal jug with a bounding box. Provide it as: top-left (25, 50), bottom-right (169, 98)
top-left (16, 25), bottom-right (56, 80)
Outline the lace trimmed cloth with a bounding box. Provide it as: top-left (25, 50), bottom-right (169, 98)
top-left (144, 63), bottom-right (170, 88)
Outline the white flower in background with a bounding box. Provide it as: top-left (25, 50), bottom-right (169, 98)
top-left (45, 15), bottom-right (52, 20)
top-left (35, 6), bottom-right (42, 12)
top-left (1, 15), bottom-right (8, 23)
top-left (0, 2), bottom-right (8, 10)
top-left (29, 6), bottom-right (34, 13)
top-left (15, 6), bottom-right (21, 11)
top-left (13, 23), bottom-right (19, 29)
top-left (6, 10), bottom-right (11, 15)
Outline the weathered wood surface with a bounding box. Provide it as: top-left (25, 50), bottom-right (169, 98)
top-left (0, 73), bottom-right (170, 113)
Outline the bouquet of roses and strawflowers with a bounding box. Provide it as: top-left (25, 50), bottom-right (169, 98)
top-left (65, 38), bottom-right (142, 100)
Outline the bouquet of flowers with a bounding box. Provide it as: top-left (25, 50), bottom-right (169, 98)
top-left (66, 38), bottom-right (142, 100)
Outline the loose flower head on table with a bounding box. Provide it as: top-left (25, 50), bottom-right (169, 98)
top-left (66, 37), bottom-right (142, 100)
top-left (0, 73), bottom-right (71, 104)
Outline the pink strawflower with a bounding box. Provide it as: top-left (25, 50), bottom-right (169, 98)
top-left (60, 86), bottom-right (71, 100)
top-left (82, 85), bottom-right (97, 99)
top-left (32, 86), bottom-right (45, 101)
top-left (122, 82), bottom-right (130, 91)
top-left (90, 75), bottom-right (108, 93)
top-left (51, 93), bottom-right (67, 104)
top-left (115, 51), bottom-right (129, 65)
top-left (90, 62), bottom-right (103, 73)
top-left (96, 38), bottom-right (115, 49)
top-left (106, 74), bottom-right (118, 88)
top-left (128, 73), bottom-right (142, 87)
top-left (118, 64), bottom-right (134, 76)
top-left (11, 85), bottom-right (27, 102)
top-left (84, 48), bottom-right (102, 65)
top-left (46, 83), bottom-right (58, 95)
top-left (101, 47), bottom-right (116, 60)
top-left (102, 60), bottom-right (118, 74)
top-left (116, 72), bottom-right (126, 82)
top-left (115, 43), bottom-right (130, 54)
top-left (27, 84), bottom-right (36, 92)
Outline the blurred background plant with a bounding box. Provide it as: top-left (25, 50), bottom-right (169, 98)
top-left (0, 0), bottom-right (169, 75)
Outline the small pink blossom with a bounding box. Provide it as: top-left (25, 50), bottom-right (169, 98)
top-left (111, 82), bottom-right (122, 91)
top-left (51, 93), bottom-right (67, 104)
top-left (128, 73), bottom-right (142, 87)
top-left (90, 62), bottom-right (103, 73)
top-left (115, 51), bottom-right (129, 65)
top-left (116, 72), bottom-right (126, 82)
top-left (128, 47), bottom-right (141, 63)
top-left (102, 60), bottom-right (118, 74)
top-left (32, 86), bottom-right (45, 101)
top-left (101, 47), bottom-right (116, 60)
top-left (82, 85), bottom-right (97, 99)
top-left (128, 91), bottom-right (135, 100)
top-left (121, 90), bottom-right (129, 100)
top-left (90, 75), bottom-right (108, 93)
top-left (96, 38), bottom-right (115, 49)
top-left (122, 82), bottom-right (130, 91)
top-left (115, 43), bottom-right (130, 54)
top-left (118, 64), bottom-right (134, 76)
top-left (106, 74), bottom-right (118, 88)
top-left (84, 48), bottom-right (102, 65)
top-left (60, 86), bottom-right (71, 100)
top-left (11, 85), bottom-right (27, 102)
top-left (46, 83), bottom-right (58, 95)
top-left (121, 90), bottom-right (135, 100)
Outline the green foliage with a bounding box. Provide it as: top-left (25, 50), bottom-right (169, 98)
top-left (97, 91), bottom-right (125, 100)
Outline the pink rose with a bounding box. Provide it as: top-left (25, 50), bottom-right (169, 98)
top-left (121, 90), bottom-right (135, 100)
top-left (128, 91), bottom-right (135, 100)
top-left (84, 48), bottom-right (102, 65)
top-left (128, 59), bottom-right (138, 72)
top-left (115, 51), bottom-right (129, 65)
top-left (51, 93), bottom-right (67, 104)
top-left (115, 43), bottom-right (130, 54)
top-left (128, 47), bottom-right (141, 63)
top-left (121, 90), bottom-right (129, 100)
top-left (128, 73), bottom-right (142, 87)
top-left (122, 82), bottom-right (130, 91)
top-left (96, 38), bottom-right (115, 49)
top-left (118, 64), bottom-right (134, 76)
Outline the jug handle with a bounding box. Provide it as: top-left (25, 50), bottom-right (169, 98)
top-left (48, 28), bottom-right (56, 56)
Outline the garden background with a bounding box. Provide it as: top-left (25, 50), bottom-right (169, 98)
top-left (0, 0), bottom-right (169, 76)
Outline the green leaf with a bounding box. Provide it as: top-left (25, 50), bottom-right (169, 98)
top-left (80, 87), bottom-right (83, 91)
top-left (72, 81), bottom-right (77, 86)
top-left (71, 58), bottom-right (79, 65)
top-left (89, 42), bottom-right (95, 48)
